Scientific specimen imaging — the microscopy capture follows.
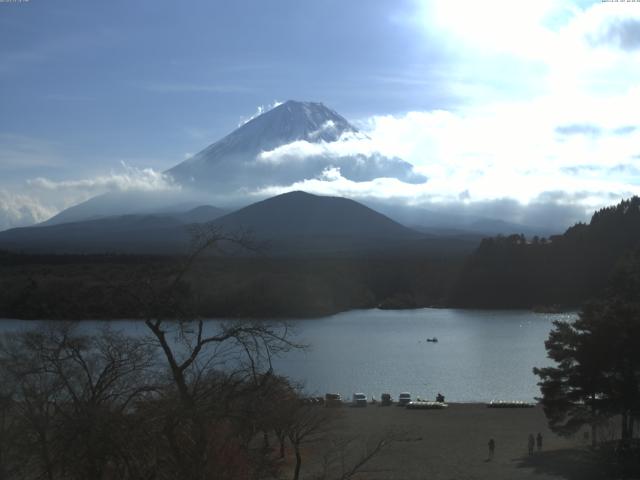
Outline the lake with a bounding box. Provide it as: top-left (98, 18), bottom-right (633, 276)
top-left (0, 308), bottom-right (576, 402)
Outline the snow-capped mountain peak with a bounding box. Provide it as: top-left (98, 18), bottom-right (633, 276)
top-left (169, 100), bottom-right (357, 177)
top-left (165, 100), bottom-right (426, 193)
top-left (253, 100), bottom-right (357, 143)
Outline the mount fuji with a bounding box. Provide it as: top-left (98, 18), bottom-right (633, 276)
top-left (19, 100), bottom-right (545, 240)
top-left (44, 101), bottom-right (425, 226)
top-left (166, 100), bottom-right (425, 192)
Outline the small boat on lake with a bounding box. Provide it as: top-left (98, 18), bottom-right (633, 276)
top-left (426, 337), bottom-right (438, 343)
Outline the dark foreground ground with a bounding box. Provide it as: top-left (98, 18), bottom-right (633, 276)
top-left (285, 404), bottom-right (609, 480)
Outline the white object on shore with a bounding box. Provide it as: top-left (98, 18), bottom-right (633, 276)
top-left (398, 392), bottom-right (412, 406)
top-left (406, 401), bottom-right (448, 410)
top-left (487, 400), bottom-right (535, 408)
top-left (352, 392), bottom-right (367, 407)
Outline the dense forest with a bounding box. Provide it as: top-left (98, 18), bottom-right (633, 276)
top-left (451, 196), bottom-right (640, 309)
top-left (0, 252), bottom-right (463, 319)
top-left (2, 196), bottom-right (640, 319)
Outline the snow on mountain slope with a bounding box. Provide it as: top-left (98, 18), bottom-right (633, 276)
top-left (166, 100), bottom-right (425, 191)
top-left (168, 101), bottom-right (356, 178)
top-left (44, 100), bottom-right (425, 226)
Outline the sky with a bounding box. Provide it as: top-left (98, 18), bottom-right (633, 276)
top-left (1, 0), bottom-right (640, 231)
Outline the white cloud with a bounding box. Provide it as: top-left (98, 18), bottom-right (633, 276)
top-left (249, 93), bottom-right (640, 216)
top-left (256, 130), bottom-right (372, 165)
top-left (238, 100), bottom-right (284, 126)
top-left (0, 163), bottom-right (180, 231)
top-left (247, 1), bottom-right (640, 221)
top-left (423, 0), bottom-right (563, 60)
top-left (4, 1), bottom-right (639, 232)
top-left (0, 189), bottom-right (57, 231)
top-left (255, 167), bottom-right (429, 201)
top-left (254, 128), bottom-right (427, 184)
top-left (406, 1), bottom-right (640, 110)
top-left (27, 162), bottom-right (179, 193)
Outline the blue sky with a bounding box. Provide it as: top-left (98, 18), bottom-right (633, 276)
top-left (1, 0), bottom-right (443, 178)
top-left (1, 0), bottom-right (640, 230)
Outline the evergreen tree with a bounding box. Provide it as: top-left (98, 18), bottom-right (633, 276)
top-left (534, 250), bottom-right (640, 444)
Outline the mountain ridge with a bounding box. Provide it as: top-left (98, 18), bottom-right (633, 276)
top-left (213, 190), bottom-right (419, 238)
top-left (32, 101), bottom-right (550, 236)
top-left (40, 100), bottom-right (427, 227)
top-left (0, 191), bottom-right (430, 255)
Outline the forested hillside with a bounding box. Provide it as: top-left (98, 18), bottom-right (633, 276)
top-left (451, 197), bottom-right (640, 308)
top-left (0, 252), bottom-right (463, 319)
top-left (4, 197), bottom-right (640, 318)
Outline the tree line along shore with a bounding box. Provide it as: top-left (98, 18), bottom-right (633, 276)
top-left (3, 197), bottom-right (640, 320)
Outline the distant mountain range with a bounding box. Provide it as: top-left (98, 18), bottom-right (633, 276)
top-left (41, 190), bottom-right (219, 227)
top-left (43, 101), bottom-right (425, 228)
top-left (33, 100), bottom-right (552, 238)
top-left (3, 195), bottom-right (639, 320)
top-left (0, 203), bottom-right (225, 255)
top-left (1, 191), bottom-right (466, 255)
top-left (365, 201), bottom-right (554, 237)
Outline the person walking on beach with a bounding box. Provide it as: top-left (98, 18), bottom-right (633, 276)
top-left (528, 434), bottom-right (535, 456)
top-left (536, 432), bottom-right (542, 452)
top-left (488, 438), bottom-right (495, 460)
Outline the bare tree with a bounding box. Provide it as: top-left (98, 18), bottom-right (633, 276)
top-left (0, 323), bottom-right (156, 480)
top-left (0, 359), bottom-right (24, 480)
top-left (286, 403), bottom-right (338, 480)
top-left (112, 223), bottom-right (302, 479)
top-left (1, 225), bottom-right (305, 479)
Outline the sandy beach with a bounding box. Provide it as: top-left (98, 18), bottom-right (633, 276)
top-left (287, 403), bottom-right (607, 480)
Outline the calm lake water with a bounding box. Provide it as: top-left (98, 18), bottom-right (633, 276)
top-left (0, 308), bottom-right (576, 402)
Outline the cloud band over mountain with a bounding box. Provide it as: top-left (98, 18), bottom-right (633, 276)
top-left (165, 101), bottom-right (428, 194)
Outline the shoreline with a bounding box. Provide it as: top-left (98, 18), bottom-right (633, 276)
top-left (294, 403), bottom-right (605, 480)
top-left (0, 305), bottom-right (579, 322)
